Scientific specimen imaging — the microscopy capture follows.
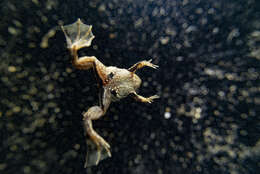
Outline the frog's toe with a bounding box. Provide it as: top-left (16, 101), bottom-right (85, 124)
top-left (95, 147), bottom-right (101, 165)
top-left (151, 95), bottom-right (160, 99)
top-left (99, 139), bottom-right (111, 157)
top-left (146, 59), bottom-right (159, 69)
top-left (84, 139), bottom-right (111, 167)
top-left (147, 95), bottom-right (160, 103)
top-left (151, 64), bottom-right (159, 69)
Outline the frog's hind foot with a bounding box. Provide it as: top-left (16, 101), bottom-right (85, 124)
top-left (84, 138), bottom-right (111, 167)
top-left (61, 18), bottom-right (95, 51)
top-left (83, 119), bottom-right (111, 167)
top-left (83, 127), bottom-right (111, 167)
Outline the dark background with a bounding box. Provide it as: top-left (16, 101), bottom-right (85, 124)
top-left (0, 0), bottom-right (259, 173)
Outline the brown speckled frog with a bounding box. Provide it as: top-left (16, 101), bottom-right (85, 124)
top-left (61, 19), bottom-right (159, 167)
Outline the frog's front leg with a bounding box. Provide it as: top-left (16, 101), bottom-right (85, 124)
top-left (128, 59), bottom-right (159, 73)
top-left (130, 91), bottom-right (159, 103)
top-left (83, 88), bottom-right (112, 167)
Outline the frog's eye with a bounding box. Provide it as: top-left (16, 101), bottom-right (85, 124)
top-left (111, 89), bottom-right (117, 96)
top-left (107, 72), bottom-right (114, 80)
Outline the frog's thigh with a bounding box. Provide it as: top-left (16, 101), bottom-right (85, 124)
top-left (76, 56), bottom-right (97, 70)
top-left (84, 106), bottom-right (104, 120)
top-left (78, 56), bottom-right (107, 80)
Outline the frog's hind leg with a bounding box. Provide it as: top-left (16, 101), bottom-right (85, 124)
top-left (83, 88), bottom-right (112, 167)
top-left (83, 106), bottom-right (111, 167)
top-left (68, 40), bottom-right (107, 82)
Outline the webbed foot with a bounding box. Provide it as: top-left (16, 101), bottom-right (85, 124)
top-left (61, 18), bottom-right (95, 50)
top-left (84, 135), bottom-right (111, 167)
top-left (90, 131), bottom-right (111, 162)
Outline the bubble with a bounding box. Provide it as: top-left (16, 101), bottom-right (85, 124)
top-left (164, 111), bottom-right (171, 119)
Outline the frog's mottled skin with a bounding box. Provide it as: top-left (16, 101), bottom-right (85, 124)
top-left (61, 19), bottom-right (159, 167)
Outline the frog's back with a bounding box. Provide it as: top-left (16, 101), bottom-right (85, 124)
top-left (106, 66), bottom-right (141, 100)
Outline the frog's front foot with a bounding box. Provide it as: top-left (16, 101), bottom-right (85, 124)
top-left (128, 59), bottom-right (159, 72)
top-left (145, 59), bottom-right (159, 69)
top-left (146, 95), bottom-right (160, 103)
top-left (130, 92), bottom-right (160, 103)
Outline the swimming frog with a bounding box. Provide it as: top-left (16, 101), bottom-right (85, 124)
top-left (61, 19), bottom-right (159, 167)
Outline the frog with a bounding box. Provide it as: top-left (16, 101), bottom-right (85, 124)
top-left (61, 19), bottom-right (159, 167)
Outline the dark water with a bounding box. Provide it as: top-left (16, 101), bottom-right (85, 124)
top-left (0, 0), bottom-right (259, 173)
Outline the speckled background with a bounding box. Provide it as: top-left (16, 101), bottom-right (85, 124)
top-left (0, 0), bottom-right (259, 174)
